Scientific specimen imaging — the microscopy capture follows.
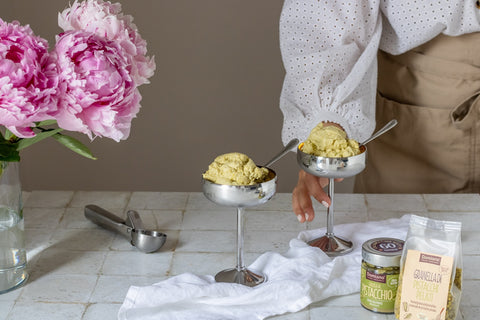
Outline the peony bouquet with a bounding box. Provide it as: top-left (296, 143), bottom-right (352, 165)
top-left (0, 0), bottom-right (155, 162)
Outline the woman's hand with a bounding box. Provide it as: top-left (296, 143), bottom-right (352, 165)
top-left (293, 121), bottom-right (346, 223)
top-left (292, 170), bottom-right (342, 223)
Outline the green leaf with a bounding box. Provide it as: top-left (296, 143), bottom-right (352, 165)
top-left (0, 140), bottom-right (20, 162)
top-left (4, 129), bottom-right (15, 140)
top-left (35, 120), bottom-right (58, 127)
top-left (17, 128), bottom-right (64, 151)
top-left (52, 133), bottom-right (97, 160)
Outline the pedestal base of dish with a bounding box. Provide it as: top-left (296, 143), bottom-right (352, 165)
top-left (308, 234), bottom-right (353, 256)
top-left (215, 267), bottom-right (266, 287)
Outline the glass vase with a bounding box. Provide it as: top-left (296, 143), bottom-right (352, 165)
top-left (0, 161), bottom-right (27, 294)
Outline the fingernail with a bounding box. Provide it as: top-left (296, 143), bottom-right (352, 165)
top-left (321, 201), bottom-right (329, 208)
top-left (297, 215), bottom-right (302, 222)
top-left (305, 213), bottom-right (310, 221)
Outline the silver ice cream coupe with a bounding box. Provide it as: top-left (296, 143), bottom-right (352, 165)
top-left (297, 144), bottom-right (366, 256)
top-left (202, 169), bottom-right (277, 287)
top-left (296, 120), bottom-right (397, 256)
top-left (201, 139), bottom-right (298, 286)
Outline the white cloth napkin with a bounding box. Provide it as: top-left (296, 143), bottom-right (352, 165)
top-left (118, 215), bottom-right (411, 320)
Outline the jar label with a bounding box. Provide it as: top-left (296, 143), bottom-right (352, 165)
top-left (360, 268), bottom-right (399, 313)
top-left (398, 249), bottom-right (453, 320)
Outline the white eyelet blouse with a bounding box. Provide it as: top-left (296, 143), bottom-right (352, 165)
top-left (279, 0), bottom-right (480, 144)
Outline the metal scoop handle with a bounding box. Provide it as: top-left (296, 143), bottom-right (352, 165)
top-left (85, 204), bottom-right (131, 238)
top-left (126, 210), bottom-right (145, 230)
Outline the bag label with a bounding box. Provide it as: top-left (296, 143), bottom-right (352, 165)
top-left (399, 249), bottom-right (453, 320)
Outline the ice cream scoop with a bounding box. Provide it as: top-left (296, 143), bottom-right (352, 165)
top-left (302, 123), bottom-right (361, 158)
top-left (203, 153), bottom-right (270, 186)
top-left (84, 205), bottom-right (166, 253)
top-left (203, 139), bottom-right (298, 186)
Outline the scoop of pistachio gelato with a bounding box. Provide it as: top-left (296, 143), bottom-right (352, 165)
top-left (302, 123), bottom-right (361, 157)
top-left (203, 152), bottom-right (269, 185)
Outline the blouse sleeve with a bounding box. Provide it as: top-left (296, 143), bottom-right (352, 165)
top-left (279, 0), bottom-right (480, 145)
top-left (279, 0), bottom-right (381, 144)
top-left (380, 1), bottom-right (480, 54)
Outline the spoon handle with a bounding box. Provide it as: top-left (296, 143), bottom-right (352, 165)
top-left (361, 119), bottom-right (398, 145)
top-left (264, 138), bottom-right (299, 168)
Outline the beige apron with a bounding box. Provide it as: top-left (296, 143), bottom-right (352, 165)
top-left (354, 33), bottom-right (480, 193)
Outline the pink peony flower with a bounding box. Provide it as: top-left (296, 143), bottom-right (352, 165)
top-left (51, 30), bottom-right (141, 142)
top-left (58, 0), bottom-right (155, 86)
top-left (0, 19), bottom-right (58, 138)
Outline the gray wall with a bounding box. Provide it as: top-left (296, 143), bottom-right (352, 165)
top-left (1, 0), bottom-right (354, 193)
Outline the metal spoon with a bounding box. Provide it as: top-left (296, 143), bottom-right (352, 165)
top-left (360, 119), bottom-right (398, 146)
top-left (263, 138), bottom-right (299, 168)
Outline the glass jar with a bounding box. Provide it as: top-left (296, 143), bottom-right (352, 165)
top-left (360, 237), bottom-right (404, 313)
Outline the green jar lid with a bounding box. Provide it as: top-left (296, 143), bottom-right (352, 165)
top-left (362, 237), bottom-right (404, 267)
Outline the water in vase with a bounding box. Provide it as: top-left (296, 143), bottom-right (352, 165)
top-left (0, 206), bottom-right (27, 293)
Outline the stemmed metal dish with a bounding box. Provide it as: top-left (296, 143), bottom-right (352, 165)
top-left (296, 119), bottom-right (397, 256)
top-left (297, 145), bottom-right (366, 256)
top-left (202, 169), bottom-right (277, 287)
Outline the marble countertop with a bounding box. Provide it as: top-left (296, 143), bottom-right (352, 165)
top-left (1, 191), bottom-right (479, 320)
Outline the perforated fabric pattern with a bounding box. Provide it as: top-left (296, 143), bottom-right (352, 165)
top-left (279, 0), bottom-right (480, 144)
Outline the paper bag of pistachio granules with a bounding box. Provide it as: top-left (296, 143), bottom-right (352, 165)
top-left (394, 215), bottom-right (462, 320)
